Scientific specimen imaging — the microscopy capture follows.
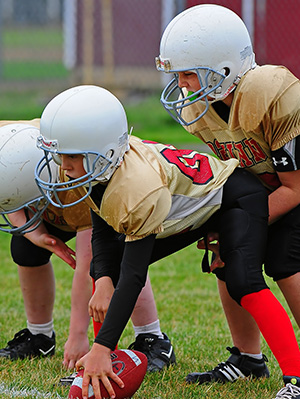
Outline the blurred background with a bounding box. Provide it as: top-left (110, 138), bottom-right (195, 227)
top-left (0, 0), bottom-right (299, 120)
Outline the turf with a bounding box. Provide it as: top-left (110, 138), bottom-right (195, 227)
top-left (0, 42), bottom-right (297, 396)
top-left (0, 227), bottom-right (298, 398)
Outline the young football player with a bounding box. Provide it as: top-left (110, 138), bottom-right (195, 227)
top-left (156, 4), bottom-right (300, 398)
top-left (35, 85), bottom-right (300, 399)
top-left (0, 122), bottom-right (176, 382)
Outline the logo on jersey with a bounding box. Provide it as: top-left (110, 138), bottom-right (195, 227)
top-left (272, 157), bottom-right (289, 167)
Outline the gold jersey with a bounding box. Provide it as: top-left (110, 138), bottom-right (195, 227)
top-left (84, 136), bottom-right (238, 241)
top-left (0, 119), bottom-right (92, 232)
top-left (182, 65), bottom-right (300, 191)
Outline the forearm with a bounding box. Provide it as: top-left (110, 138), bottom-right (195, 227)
top-left (94, 235), bottom-right (156, 349)
top-left (91, 210), bottom-right (124, 283)
top-left (268, 185), bottom-right (300, 224)
top-left (70, 229), bottom-right (93, 336)
top-left (69, 271), bottom-right (92, 337)
top-left (8, 210), bottom-right (48, 244)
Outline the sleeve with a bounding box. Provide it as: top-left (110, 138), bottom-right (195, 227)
top-left (271, 135), bottom-right (300, 172)
top-left (267, 77), bottom-right (300, 150)
top-left (90, 209), bottom-right (125, 286)
top-left (94, 234), bottom-right (156, 350)
top-left (101, 184), bottom-right (171, 241)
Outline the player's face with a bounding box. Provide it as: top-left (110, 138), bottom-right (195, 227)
top-left (177, 71), bottom-right (201, 92)
top-left (60, 154), bottom-right (86, 179)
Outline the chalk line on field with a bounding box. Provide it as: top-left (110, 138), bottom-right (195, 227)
top-left (0, 382), bottom-right (64, 399)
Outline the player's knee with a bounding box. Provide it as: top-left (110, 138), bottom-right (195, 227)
top-left (224, 249), bottom-right (268, 304)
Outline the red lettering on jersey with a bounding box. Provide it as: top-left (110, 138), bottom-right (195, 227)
top-left (208, 140), bottom-right (230, 160)
top-left (42, 208), bottom-right (67, 226)
top-left (244, 138), bottom-right (267, 163)
top-left (226, 142), bottom-right (236, 159)
top-left (161, 147), bottom-right (213, 185)
top-left (218, 142), bottom-right (230, 160)
top-left (207, 138), bottom-right (267, 168)
top-left (234, 142), bottom-right (253, 167)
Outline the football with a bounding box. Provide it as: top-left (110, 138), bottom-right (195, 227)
top-left (68, 349), bottom-right (148, 399)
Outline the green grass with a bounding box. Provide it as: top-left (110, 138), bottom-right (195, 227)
top-left (3, 62), bottom-right (68, 80)
top-left (0, 227), bottom-right (298, 398)
top-left (0, 27), bottom-right (295, 396)
top-left (126, 95), bottom-right (201, 146)
top-left (1, 26), bottom-right (68, 81)
top-left (3, 27), bottom-right (63, 47)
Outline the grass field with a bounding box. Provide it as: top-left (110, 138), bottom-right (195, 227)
top-left (0, 225), bottom-right (298, 399)
top-left (0, 26), bottom-right (298, 397)
top-left (0, 101), bottom-right (298, 399)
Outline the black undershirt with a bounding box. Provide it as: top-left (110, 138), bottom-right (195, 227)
top-left (212, 101), bottom-right (230, 123)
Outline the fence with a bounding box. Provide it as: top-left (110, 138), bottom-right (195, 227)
top-left (0, 0), bottom-right (299, 99)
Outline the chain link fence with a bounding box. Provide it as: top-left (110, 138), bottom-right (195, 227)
top-left (0, 0), bottom-right (299, 100)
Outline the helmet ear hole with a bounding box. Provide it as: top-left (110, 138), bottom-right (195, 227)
top-left (223, 67), bottom-right (230, 76)
top-left (106, 149), bottom-right (115, 159)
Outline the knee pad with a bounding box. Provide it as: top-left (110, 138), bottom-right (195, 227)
top-left (11, 235), bottom-right (51, 266)
top-left (218, 208), bottom-right (268, 304)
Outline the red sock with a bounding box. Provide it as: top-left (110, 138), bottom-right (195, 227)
top-left (93, 319), bottom-right (103, 338)
top-left (92, 278), bottom-right (103, 338)
top-left (241, 289), bottom-right (300, 377)
top-left (91, 278), bottom-right (118, 349)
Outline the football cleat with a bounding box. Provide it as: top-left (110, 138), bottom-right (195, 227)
top-left (273, 383), bottom-right (300, 398)
top-left (186, 346), bottom-right (269, 384)
top-left (0, 328), bottom-right (55, 359)
top-left (128, 332), bottom-right (176, 372)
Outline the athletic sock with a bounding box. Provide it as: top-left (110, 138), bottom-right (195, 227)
top-left (241, 289), bottom-right (300, 377)
top-left (27, 320), bottom-right (54, 338)
top-left (133, 319), bottom-right (164, 339)
top-left (240, 352), bottom-right (263, 360)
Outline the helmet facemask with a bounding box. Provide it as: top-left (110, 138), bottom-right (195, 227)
top-left (0, 197), bottom-right (48, 235)
top-left (156, 4), bottom-right (256, 126)
top-left (158, 64), bottom-right (226, 126)
top-left (36, 85), bottom-right (131, 208)
top-left (35, 136), bottom-right (112, 208)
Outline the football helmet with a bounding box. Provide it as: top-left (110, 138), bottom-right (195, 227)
top-left (0, 123), bottom-right (52, 234)
top-left (35, 85), bottom-right (130, 208)
top-left (156, 4), bottom-right (256, 125)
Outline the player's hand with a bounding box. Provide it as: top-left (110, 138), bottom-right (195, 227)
top-left (197, 232), bottom-right (224, 272)
top-left (89, 277), bottom-right (114, 323)
top-left (39, 233), bottom-right (76, 268)
top-left (63, 333), bottom-right (90, 369)
top-left (76, 343), bottom-right (124, 399)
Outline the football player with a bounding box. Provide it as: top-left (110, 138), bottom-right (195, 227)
top-left (0, 122), bottom-right (176, 382)
top-left (35, 85), bottom-right (300, 399)
top-left (156, 4), bottom-right (300, 398)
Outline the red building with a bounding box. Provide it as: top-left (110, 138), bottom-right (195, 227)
top-left (66, 0), bottom-right (300, 89)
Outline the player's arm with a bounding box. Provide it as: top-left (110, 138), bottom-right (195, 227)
top-left (77, 232), bottom-right (156, 399)
top-left (268, 169), bottom-right (300, 224)
top-left (90, 208), bottom-right (125, 283)
top-left (269, 136), bottom-right (300, 224)
top-left (63, 228), bottom-right (93, 369)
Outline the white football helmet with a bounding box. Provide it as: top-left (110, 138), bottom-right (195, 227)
top-left (156, 4), bottom-right (256, 125)
top-left (0, 123), bottom-right (52, 234)
top-left (35, 85), bottom-right (130, 208)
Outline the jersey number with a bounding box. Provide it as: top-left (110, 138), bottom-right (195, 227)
top-left (161, 147), bottom-right (213, 185)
